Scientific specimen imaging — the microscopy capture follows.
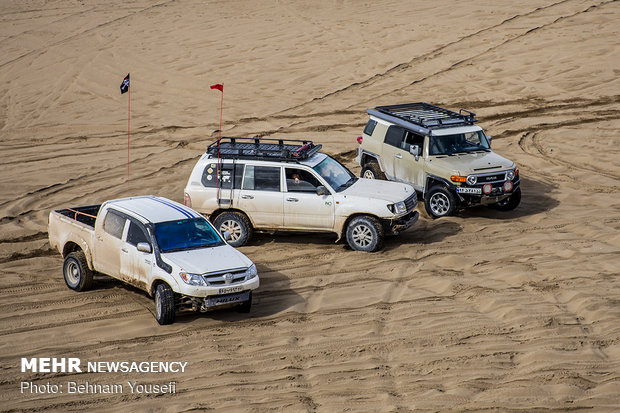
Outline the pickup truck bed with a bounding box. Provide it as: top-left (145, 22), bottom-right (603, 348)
top-left (55, 204), bottom-right (100, 228)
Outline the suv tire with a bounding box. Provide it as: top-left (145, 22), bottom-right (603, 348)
top-left (63, 251), bottom-right (93, 292)
top-left (490, 187), bottom-right (521, 211)
top-left (214, 211), bottom-right (253, 247)
top-left (154, 283), bottom-right (175, 325)
top-left (360, 161), bottom-right (386, 180)
top-left (425, 185), bottom-right (456, 218)
top-left (346, 216), bottom-right (384, 252)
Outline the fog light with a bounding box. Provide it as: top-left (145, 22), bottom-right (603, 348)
top-left (503, 181), bottom-right (514, 192)
top-left (483, 184), bottom-right (492, 194)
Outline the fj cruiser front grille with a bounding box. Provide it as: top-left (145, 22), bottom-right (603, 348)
top-left (202, 269), bottom-right (247, 286)
top-left (404, 193), bottom-right (417, 212)
top-left (477, 174), bottom-right (504, 183)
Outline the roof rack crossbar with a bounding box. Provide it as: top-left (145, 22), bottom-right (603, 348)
top-left (374, 102), bottom-right (477, 129)
top-left (206, 137), bottom-right (322, 162)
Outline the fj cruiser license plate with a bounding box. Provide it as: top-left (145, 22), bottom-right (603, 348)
top-left (218, 285), bottom-right (243, 294)
top-left (456, 187), bottom-right (482, 194)
top-left (206, 291), bottom-right (249, 307)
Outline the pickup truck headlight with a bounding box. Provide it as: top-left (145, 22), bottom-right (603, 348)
top-left (179, 271), bottom-right (206, 286)
top-left (245, 264), bottom-right (257, 280)
top-left (388, 201), bottom-right (407, 214)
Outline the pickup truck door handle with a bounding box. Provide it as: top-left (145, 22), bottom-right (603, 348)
top-left (241, 195), bottom-right (254, 199)
top-left (395, 153), bottom-right (403, 159)
top-left (286, 197), bottom-right (299, 202)
top-left (121, 248), bottom-right (128, 253)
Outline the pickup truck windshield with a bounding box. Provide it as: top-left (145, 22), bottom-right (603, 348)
top-left (429, 130), bottom-right (490, 156)
top-left (154, 218), bottom-right (224, 253)
top-left (313, 156), bottom-right (357, 192)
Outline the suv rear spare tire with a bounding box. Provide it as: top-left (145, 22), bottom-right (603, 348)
top-left (213, 211), bottom-right (253, 247)
top-left (346, 216), bottom-right (384, 252)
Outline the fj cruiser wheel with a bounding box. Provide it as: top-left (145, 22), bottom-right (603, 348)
top-left (214, 211), bottom-right (253, 247)
top-left (346, 216), bottom-right (384, 252)
top-left (63, 251), bottom-right (93, 292)
top-left (425, 186), bottom-right (456, 219)
top-left (154, 283), bottom-right (175, 325)
top-left (236, 292), bottom-right (252, 313)
top-left (491, 187), bottom-right (521, 211)
top-left (360, 162), bottom-right (386, 180)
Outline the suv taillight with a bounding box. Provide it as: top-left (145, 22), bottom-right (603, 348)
top-left (357, 136), bottom-right (363, 144)
top-left (184, 193), bottom-right (191, 207)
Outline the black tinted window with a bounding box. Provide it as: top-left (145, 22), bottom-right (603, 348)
top-left (243, 165), bottom-right (280, 192)
top-left (201, 163), bottom-right (244, 188)
top-left (127, 221), bottom-right (149, 247)
top-left (363, 120), bottom-right (377, 136)
top-left (103, 210), bottom-right (125, 239)
top-left (285, 168), bottom-right (321, 193)
top-left (384, 126), bottom-right (405, 148)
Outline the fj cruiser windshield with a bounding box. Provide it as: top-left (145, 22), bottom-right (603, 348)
top-left (313, 156), bottom-right (357, 192)
top-left (429, 130), bottom-right (490, 156)
top-left (155, 218), bottom-right (225, 253)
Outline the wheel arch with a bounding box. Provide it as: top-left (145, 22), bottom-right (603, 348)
top-left (338, 212), bottom-right (383, 241)
top-left (359, 151), bottom-right (385, 172)
top-left (62, 241), bottom-right (93, 270)
top-left (210, 208), bottom-right (255, 228)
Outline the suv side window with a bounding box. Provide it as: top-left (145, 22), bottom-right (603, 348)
top-left (403, 130), bottom-right (425, 151)
top-left (126, 221), bottom-right (149, 247)
top-left (363, 120), bottom-right (377, 136)
top-left (384, 126), bottom-right (405, 148)
top-left (242, 165), bottom-right (281, 192)
top-left (285, 168), bottom-right (321, 193)
top-left (201, 163), bottom-right (244, 189)
top-left (103, 210), bottom-right (126, 239)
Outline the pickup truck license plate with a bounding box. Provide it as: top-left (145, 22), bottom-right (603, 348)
top-left (206, 291), bottom-right (249, 307)
top-left (218, 285), bottom-right (243, 294)
top-left (456, 187), bottom-right (482, 194)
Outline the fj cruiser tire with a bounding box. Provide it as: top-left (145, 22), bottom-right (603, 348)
top-left (63, 251), bottom-right (93, 292)
top-left (346, 215), bottom-right (384, 252)
top-left (214, 211), bottom-right (253, 247)
top-left (425, 185), bottom-right (457, 219)
top-left (360, 162), bottom-right (386, 180)
top-left (236, 292), bottom-right (252, 313)
top-left (491, 187), bottom-right (521, 211)
top-left (154, 283), bottom-right (175, 325)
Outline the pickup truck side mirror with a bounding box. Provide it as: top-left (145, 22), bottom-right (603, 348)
top-left (486, 135), bottom-right (492, 147)
top-left (316, 185), bottom-right (329, 196)
top-left (222, 231), bottom-right (232, 241)
top-left (409, 144), bottom-right (421, 161)
top-left (137, 242), bottom-right (152, 253)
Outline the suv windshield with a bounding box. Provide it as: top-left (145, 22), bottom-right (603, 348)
top-left (429, 130), bottom-right (490, 155)
top-left (313, 156), bottom-right (357, 192)
top-left (154, 218), bottom-right (224, 253)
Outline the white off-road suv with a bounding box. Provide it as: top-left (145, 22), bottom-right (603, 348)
top-left (184, 137), bottom-right (419, 252)
top-left (356, 102), bottom-right (521, 218)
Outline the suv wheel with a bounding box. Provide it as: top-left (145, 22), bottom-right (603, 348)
top-left (346, 216), bottom-right (384, 252)
top-left (491, 187), bottom-right (521, 211)
top-left (425, 186), bottom-right (456, 218)
top-left (154, 283), bottom-right (175, 325)
top-left (63, 251), bottom-right (93, 292)
top-left (214, 211), bottom-right (253, 247)
top-left (360, 162), bottom-right (386, 180)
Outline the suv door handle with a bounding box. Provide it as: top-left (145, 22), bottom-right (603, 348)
top-left (395, 153), bottom-right (403, 159)
top-left (121, 248), bottom-right (128, 253)
top-left (241, 195), bottom-right (254, 199)
top-left (286, 197), bottom-right (299, 202)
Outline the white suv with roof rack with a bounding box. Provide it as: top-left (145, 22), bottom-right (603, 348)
top-left (356, 102), bottom-right (521, 218)
top-left (184, 137), bottom-right (419, 252)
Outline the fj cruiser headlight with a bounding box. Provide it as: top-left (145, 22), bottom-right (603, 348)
top-left (506, 170), bottom-right (515, 181)
top-left (179, 271), bottom-right (206, 286)
top-left (245, 264), bottom-right (257, 280)
top-left (466, 175), bottom-right (477, 185)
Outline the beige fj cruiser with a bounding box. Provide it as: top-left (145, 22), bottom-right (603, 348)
top-left (356, 102), bottom-right (521, 218)
top-left (184, 138), bottom-right (419, 252)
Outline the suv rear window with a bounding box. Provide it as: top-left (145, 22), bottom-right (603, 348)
top-left (201, 163), bottom-right (244, 188)
top-left (242, 165), bottom-right (281, 192)
top-left (384, 126), bottom-right (405, 148)
top-left (363, 120), bottom-right (377, 136)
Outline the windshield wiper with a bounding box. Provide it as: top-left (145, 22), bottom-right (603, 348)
top-left (338, 177), bottom-right (357, 190)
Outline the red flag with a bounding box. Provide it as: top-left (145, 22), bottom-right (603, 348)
top-left (210, 83), bottom-right (223, 92)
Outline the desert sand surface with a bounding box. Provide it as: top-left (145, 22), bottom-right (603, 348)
top-left (1, 0), bottom-right (619, 411)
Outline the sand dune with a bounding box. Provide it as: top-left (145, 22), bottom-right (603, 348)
top-left (1, 0), bottom-right (619, 411)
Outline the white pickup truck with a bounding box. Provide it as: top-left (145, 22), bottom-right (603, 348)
top-left (48, 195), bottom-right (259, 325)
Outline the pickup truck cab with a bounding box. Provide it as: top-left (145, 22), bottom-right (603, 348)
top-left (184, 137), bottom-right (419, 252)
top-left (48, 196), bottom-right (259, 325)
top-left (356, 102), bottom-right (521, 218)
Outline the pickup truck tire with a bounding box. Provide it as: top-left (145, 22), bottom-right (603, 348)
top-left (360, 161), bottom-right (386, 180)
top-left (154, 283), bottom-right (175, 325)
top-left (63, 251), bottom-right (93, 292)
top-left (346, 216), bottom-right (384, 252)
top-left (490, 187), bottom-right (521, 211)
top-left (425, 185), bottom-right (456, 218)
top-left (236, 292), bottom-right (252, 313)
top-left (214, 211), bottom-right (252, 247)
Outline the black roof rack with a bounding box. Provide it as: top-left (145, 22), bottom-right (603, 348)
top-left (206, 137), bottom-right (322, 162)
top-left (374, 102), bottom-right (477, 128)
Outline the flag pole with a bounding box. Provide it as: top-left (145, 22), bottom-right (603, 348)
top-left (127, 83), bottom-right (130, 182)
top-left (210, 83), bottom-right (224, 203)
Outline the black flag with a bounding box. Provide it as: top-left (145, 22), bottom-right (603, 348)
top-left (120, 73), bottom-right (130, 94)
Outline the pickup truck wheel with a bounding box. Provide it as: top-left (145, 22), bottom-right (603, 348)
top-left (360, 162), bottom-right (386, 180)
top-left (214, 212), bottom-right (252, 247)
top-left (236, 292), bottom-right (252, 313)
top-left (425, 185), bottom-right (456, 218)
top-left (346, 216), bottom-right (384, 252)
top-left (154, 283), bottom-right (175, 325)
top-left (63, 251), bottom-right (93, 291)
top-left (491, 187), bottom-right (521, 211)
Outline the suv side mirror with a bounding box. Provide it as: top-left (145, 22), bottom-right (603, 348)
top-left (486, 135), bottom-right (492, 147)
top-left (316, 185), bottom-right (329, 196)
top-left (137, 242), bottom-right (152, 253)
top-left (222, 231), bottom-right (232, 241)
top-left (409, 144), bottom-right (421, 161)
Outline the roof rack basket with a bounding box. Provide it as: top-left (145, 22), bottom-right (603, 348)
top-left (374, 102), bottom-right (477, 128)
top-left (206, 137), bottom-right (322, 162)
